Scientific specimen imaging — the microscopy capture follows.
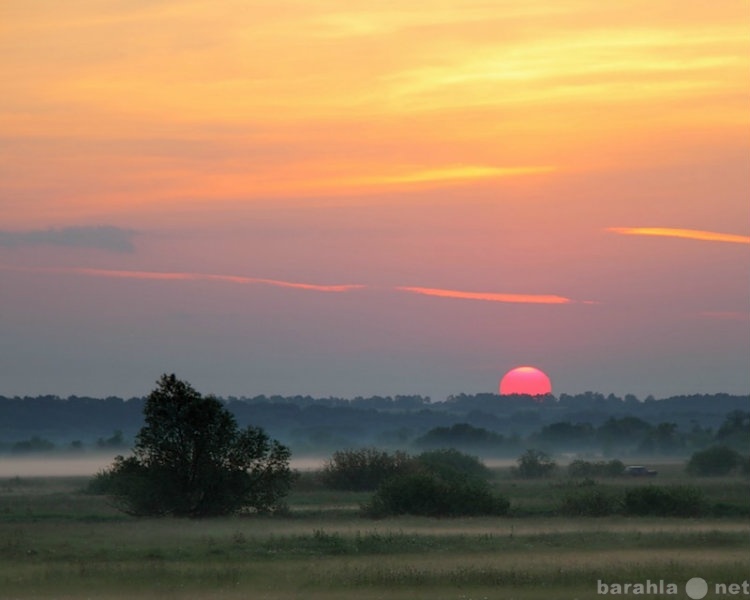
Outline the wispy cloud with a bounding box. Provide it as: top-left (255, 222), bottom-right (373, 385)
top-left (0, 265), bottom-right (364, 293)
top-left (1, 263), bottom-right (595, 304)
top-left (337, 165), bottom-right (557, 188)
top-left (396, 286), bottom-right (577, 305)
top-left (0, 226), bottom-right (137, 252)
top-left (607, 227), bottom-right (750, 245)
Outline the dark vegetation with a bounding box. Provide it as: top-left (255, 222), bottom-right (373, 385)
top-left (308, 447), bottom-right (749, 519)
top-left (321, 447), bottom-right (492, 491)
top-left (363, 471), bottom-right (510, 518)
top-left (686, 445), bottom-right (746, 477)
top-left (557, 481), bottom-right (710, 517)
top-left (622, 484), bottom-right (707, 517)
top-left (90, 375), bottom-right (292, 517)
top-left (512, 448), bottom-right (558, 478)
top-left (321, 448), bottom-right (413, 491)
top-left (320, 447), bottom-right (507, 517)
top-left (1, 391), bottom-right (747, 459)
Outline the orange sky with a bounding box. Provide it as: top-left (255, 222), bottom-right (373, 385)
top-left (3, 0), bottom-right (748, 221)
top-left (0, 1), bottom-right (748, 398)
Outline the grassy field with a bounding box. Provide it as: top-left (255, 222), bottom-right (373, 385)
top-left (0, 465), bottom-right (747, 599)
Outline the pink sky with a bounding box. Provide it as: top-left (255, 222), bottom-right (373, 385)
top-left (0, 1), bottom-right (748, 399)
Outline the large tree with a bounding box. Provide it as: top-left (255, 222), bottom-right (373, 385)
top-left (98, 374), bottom-right (292, 517)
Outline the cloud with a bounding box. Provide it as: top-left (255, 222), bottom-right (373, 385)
top-left (336, 165), bottom-right (558, 188)
top-left (0, 226), bottom-right (137, 252)
top-left (396, 286), bottom-right (577, 305)
top-left (607, 227), bottom-right (750, 245)
top-left (0, 264), bottom-right (364, 293)
top-left (0, 263), bottom-right (592, 303)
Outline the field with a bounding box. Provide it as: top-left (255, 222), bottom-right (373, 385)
top-left (0, 463), bottom-right (748, 600)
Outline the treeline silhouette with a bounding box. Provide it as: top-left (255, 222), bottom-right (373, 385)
top-left (0, 392), bottom-right (747, 457)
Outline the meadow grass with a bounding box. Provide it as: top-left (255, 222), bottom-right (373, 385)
top-left (0, 467), bottom-right (747, 599)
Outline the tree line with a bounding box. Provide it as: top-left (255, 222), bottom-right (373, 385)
top-left (5, 409), bottom-right (748, 459)
top-left (1, 390), bottom-right (746, 454)
top-left (413, 412), bottom-right (749, 455)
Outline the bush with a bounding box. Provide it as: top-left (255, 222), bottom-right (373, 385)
top-left (558, 480), bottom-right (622, 516)
top-left (624, 485), bottom-right (706, 517)
top-left (686, 445), bottom-right (742, 476)
top-left (414, 423), bottom-right (505, 450)
top-left (86, 468), bottom-right (118, 495)
top-left (363, 472), bottom-right (510, 518)
top-left (416, 448), bottom-right (492, 483)
top-left (321, 447), bottom-right (494, 492)
top-left (321, 448), bottom-right (415, 491)
top-left (567, 459), bottom-right (624, 478)
top-left (513, 449), bottom-right (557, 478)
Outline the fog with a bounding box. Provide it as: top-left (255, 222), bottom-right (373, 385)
top-left (0, 455), bottom-right (333, 478)
top-left (0, 456), bottom-right (113, 477)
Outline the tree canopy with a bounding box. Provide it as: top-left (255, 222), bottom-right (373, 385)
top-left (96, 374), bottom-right (293, 517)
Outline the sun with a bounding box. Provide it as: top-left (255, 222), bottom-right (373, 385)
top-left (499, 366), bottom-right (552, 398)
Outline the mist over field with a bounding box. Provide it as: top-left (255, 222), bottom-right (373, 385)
top-left (0, 456), bottom-right (113, 477)
top-left (0, 455), bottom-right (330, 478)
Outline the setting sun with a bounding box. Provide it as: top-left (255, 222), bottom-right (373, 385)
top-left (499, 366), bottom-right (552, 397)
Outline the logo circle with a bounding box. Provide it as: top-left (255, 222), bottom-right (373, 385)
top-left (685, 577), bottom-right (708, 600)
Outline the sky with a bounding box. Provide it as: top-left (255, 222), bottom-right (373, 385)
top-left (1, 0), bottom-right (748, 401)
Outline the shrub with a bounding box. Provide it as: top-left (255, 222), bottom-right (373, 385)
top-left (414, 423), bottom-right (504, 450)
top-left (558, 480), bottom-right (622, 516)
top-left (624, 485), bottom-right (706, 517)
top-left (416, 448), bottom-right (492, 483)
top-left (513, 449), bottom-right (557, 478)
top-left (86, 468), bottom-right (118, 495)
top-left (321, 448), bottom-right (415, 491)
top-left (686, 445), bottom-right (742, 476)
top-left (363, 472), bottom-right (510, 518)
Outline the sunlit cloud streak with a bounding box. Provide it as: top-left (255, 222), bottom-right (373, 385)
top-left (396, 286), bottom-right (577, 305)
top-left (337, 165), bottom-right (557, 188)
top-left (2, 264), bottom-right (594, 304)
top-left (0, 265), bottom-right (364, 293)
top-left (607, 227), bottom-right (750, 245)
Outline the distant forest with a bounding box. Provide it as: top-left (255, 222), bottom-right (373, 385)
top-left (1, 392), bottom-right (748, 458)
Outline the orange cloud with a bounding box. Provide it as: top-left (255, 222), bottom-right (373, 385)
top-left (607, 227), bottom-right (750, 245)
top-left (335, 165), bottom-right (558, 188)
top-left (0, 265), bottom-right (364, 293)
top-left (396, 286), bottom-right (574, 304)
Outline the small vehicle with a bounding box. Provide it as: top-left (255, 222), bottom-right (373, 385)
top-left (624, 465), bottom-right (658, 477)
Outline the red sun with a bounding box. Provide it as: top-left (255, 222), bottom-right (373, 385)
top-left (499, 366), bottom-right (552, 397)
